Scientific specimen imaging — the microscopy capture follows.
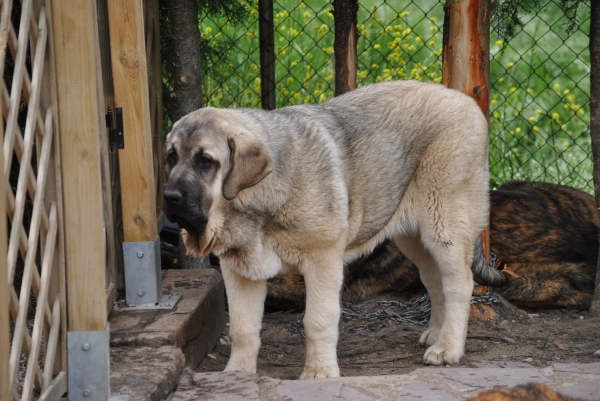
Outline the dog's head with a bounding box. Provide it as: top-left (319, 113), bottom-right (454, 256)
top-left (163, 108), bottom-right (272, 256)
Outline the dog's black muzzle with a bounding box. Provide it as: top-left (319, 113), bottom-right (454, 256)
top-left (163, 186), bottom-right (208, 235)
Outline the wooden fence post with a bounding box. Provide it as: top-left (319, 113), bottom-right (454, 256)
top-left (442, 0), bottom-right (494, 318)
top-left (51, 0), bottom-right (112, 397)
top-left (333, 0), bottom-right (359, 96)
top-left (107, 0), bottom-right (157, 245)
top-left (51, 0), bottom-right (108, 334)
top-left (259, 0), bottom-right (276, 110)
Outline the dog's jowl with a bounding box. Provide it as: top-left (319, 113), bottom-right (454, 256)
top-left (163, 81), bottom-right (504, 378)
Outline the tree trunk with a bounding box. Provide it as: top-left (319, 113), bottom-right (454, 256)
top-left (589, 0), bottom-right (600, 315)
top-left (442, 0), bottom-right (494, 319)
top-left (166, 0), bottom-right (203, 121)
top-left (333, 0), bottom-right (358, 96)
top-left (165, 0), bottom-right (208, 268)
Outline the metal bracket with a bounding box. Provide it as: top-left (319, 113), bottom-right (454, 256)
top-left (68, 326), bottom-right (111, 400)
top-left (106, 106), bottom-right (124, 151)
top-left (123, 236), bottom-right (166, 308)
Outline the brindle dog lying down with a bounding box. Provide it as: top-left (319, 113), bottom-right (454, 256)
top-left (265, 181), bottom-right (599, 310)
top-left (467, 383), bottom-right (586, 401)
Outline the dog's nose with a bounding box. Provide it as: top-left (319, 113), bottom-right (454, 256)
top-left (164, 189), bottom-right (183, 205)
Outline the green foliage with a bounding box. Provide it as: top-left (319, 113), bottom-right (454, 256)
top-left (167, 0), bottom-right (592, 192)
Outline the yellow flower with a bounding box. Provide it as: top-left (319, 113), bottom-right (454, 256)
top-left (491, 99), bottom-right (498, 106)
top-left (553, 83), bottom-right (560, 91)
top-left (496, 40), bottom-right (503, 47)
top-left (526, 88), bottom-right (533, 94)
top-left (533, 126), bottom-right (539, 132)
top-left (429, 17), bottom-right (437, 23)
top-left (535, 109), bottom-right (543, 114)
top-left (507, 61), bottom-right (514, 68)
top-left (563, 89), bottom-right (570, 95)
top-left (373, 44), bottom-right (381, 50)
top-left (563, 141), bottom-right (569, 148)
top-left (498, 77), bottom-right (505, 83)
top-left (552, 112), bottom-right (560, 122)
top-left (510, 87), bottom-right (517, 93)
top-left (303, 11), bottom-right (311, 18)
top-left (528, 116), bottom-right (537, 123)
top-left (515, 127), bottom-right (522, 133)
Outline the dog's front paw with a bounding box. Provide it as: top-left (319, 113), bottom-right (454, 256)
top-left (299, 363), bottom-right (340, 379)
top-left (419, 326), bottom-right (441, 347)
top-left (423, 344), bottom-right (462, 366)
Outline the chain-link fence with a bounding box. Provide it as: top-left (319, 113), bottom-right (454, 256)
top-left (198, 0), bottom-right (592, 192)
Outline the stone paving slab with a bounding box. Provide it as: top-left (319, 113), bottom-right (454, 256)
top-left (171, 362), bottom-right (600, 400)
top-left (109, 269), bottom-right (226, 400)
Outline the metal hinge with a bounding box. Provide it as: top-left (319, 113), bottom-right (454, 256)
top-left (106, 106), bottom-right (124, 151)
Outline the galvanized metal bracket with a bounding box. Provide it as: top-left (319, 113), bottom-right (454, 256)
top-left (68, 326), bottom-right (111, 400)
top-left (123, 236), bottom-right (173, 309)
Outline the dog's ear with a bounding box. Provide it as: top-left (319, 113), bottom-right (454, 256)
top-left (223, 130), bottom-right (272, 200)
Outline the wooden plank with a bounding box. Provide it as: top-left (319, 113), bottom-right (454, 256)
top-left (107, 0), bottom-right (158, 242)
top-left (50, 0), bottom-right (107, 331)
top-left (96, 0), bottom-right (123, 299)
top-left (333, 0), bottom-right (358, 96)
top-left (42, 297), bottom-right (61, 391)
top-left (39, 371), bottom-right (66, 401)
top-left (93, 0), bottom-right (119, 312)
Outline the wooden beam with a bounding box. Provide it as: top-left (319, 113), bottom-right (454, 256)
top-left (107, 0), bottom-right (158, 243)
top-left (259, 0), bottom-right (276, 110)
top-left (50, 0), bottom-right (107, 331)
top-left (333, 0), bottom-right (358, 96)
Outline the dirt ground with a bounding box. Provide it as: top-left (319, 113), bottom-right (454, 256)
top-left (196, 294), bottom-right (600, 379)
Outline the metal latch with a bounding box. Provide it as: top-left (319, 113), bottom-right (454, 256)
top-left (106, 106), bottom-right (124, 151)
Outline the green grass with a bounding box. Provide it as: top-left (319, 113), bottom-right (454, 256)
top-left (199, 0), bottom-right (592, 192)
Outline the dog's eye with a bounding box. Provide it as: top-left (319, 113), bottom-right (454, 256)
top-left (194, 153), bottom-right (215, 170)
top-left (167, 152), bottom-right (178, 167)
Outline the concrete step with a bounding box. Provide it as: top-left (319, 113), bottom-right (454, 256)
top-left (108, 269), bottom-right (226, 401)
top-left (171, 361), bottom-right (600, 400)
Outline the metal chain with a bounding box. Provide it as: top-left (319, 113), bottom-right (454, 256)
top-left (288, 289), bottom-right (500, 336)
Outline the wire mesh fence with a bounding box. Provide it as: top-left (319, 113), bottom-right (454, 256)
top-left (198, 0), bottom-right (592, 192)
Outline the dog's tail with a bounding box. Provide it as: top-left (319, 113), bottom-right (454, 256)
top-left (471, 234), bottom-right (508, 287)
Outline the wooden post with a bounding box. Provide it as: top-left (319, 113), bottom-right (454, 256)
top-left (589, 0), bottom-right (600, 316)
top-left (442, 0), bottom-right (495, 319)
top-left (107, 0), bottom-right (158, 243)
top-left (259, 0), bottom-right (276, 110)
top-left (333, 0), bottom-right (359, 96)
top-left (50, 0), bottom-right (108, 332)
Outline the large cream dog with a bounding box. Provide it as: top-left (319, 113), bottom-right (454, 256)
top-left (163, 80), bottom-right (505, 378)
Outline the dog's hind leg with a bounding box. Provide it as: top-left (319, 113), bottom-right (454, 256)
top-left (221, 261), bottom-right (267, 373)
top-left (423, 240), bottom-right (473, 365)
top-left (299, 250), bottom-right (344, 379)
top-left (393, 235), bottom-right (444, 346)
